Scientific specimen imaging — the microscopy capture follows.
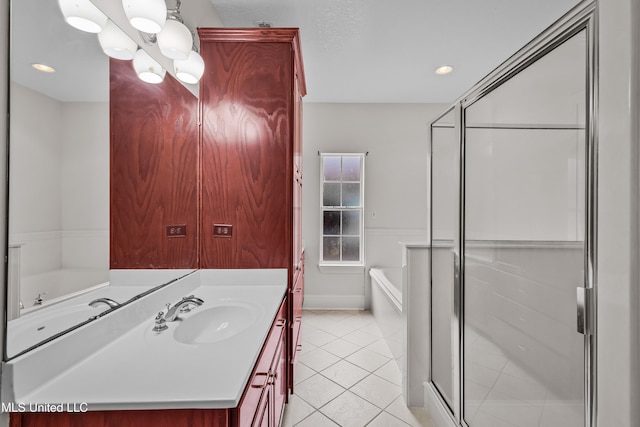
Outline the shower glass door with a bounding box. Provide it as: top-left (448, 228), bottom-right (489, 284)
top-left (429, 108), bottom-right (458, 413)
top-left (462, 28), bottom-right (589, 427)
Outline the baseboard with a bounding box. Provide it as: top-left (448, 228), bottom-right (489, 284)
top-left (303, 294), bottom-right (365, 310)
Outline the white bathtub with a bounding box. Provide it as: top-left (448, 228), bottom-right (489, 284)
top-left (369, 267), bottom-right (403, 368)
top-left (19, 269), bottom-right (109, 314)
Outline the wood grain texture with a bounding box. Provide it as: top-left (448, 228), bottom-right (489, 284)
top-left (110, 59), bottom-right (199, 269)
top-left (12, 409), bottom-right (229, 427)
top-left (199, 39), bottom-right (293, 269)
top-left (198, 28), bottom-right (306, 98)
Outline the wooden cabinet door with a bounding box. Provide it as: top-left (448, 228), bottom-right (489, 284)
top-left (110, 59), bottom-right (199, 269)
top-left (252, 386), bottom-right (271, 427)
top-left (199, 37), bottom-right (293, 270)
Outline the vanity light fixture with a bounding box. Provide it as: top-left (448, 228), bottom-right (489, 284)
top-left (31, 63), bottom-right (56, 73)
top-left (435, 65), bottom-right (454, 75)
top-left (59, 0), bottom-right (204, 85)
top-left (58, 0), bottom-right (108, 33)
top-left (174, 50), bottom-right (205, 84)
top-left (98, 19), bottom-right (138, 60)
top-left (122, 0), bottom-right (167, 34)
top-left (133, 49), bottom-right (166, 84)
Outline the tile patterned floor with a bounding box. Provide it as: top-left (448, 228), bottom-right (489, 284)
top-left (282, 310), bottom-right (434, 427)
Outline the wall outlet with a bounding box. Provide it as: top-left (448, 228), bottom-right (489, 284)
top-left (213, 224), bottom-right (233, 238)
top-left (166, 225), bottom-right (187, 238)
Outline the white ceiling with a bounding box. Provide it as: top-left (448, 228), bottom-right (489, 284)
top-left (11, 0), bottom-right (581, 104)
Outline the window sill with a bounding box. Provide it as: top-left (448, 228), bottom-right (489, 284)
top-left (317, 264), bottom-right (365, 274)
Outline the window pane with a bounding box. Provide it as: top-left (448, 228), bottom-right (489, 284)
top-left (342, 156), bottom-right (361, 181)
top-left (323, 156), bottom-right (341, 181)
top-left (342, 183), bottom-right (361, 207)
top-left (323, 183), bottom-right (341, 206)
top-left (342, 211), bottom-right (360, 235)
top-left (342, 237), bottom-right (360, 261)
top-left (323, 237), bottom-right (340, 261)
top-left (323, 211), bottom-right (341, 235)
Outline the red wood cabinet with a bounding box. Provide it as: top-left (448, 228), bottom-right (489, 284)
top-left (198, 28), bottom-right (306, 397)
top-left (290, 252), bottom-right (304, 393)
top-left (11, 408), bottom-right (230, 427)
top-left (109, 59), bottom-right (199, 269)
top-left (233, 298), bottom-right (287, 427)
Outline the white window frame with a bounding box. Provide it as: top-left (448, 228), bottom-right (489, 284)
top-left (319, 152), bottom-right (365, 267)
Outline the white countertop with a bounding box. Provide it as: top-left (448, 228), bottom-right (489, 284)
top-left (5, 270), bottom-right (287, 411)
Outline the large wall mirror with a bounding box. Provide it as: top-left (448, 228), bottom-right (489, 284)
top-left (7, 0), bottom-right (110, 358)
top-left (6, 0), bottom-right (198, 359)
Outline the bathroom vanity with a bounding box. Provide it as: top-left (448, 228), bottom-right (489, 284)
top-left (5, 27), bottom-right (305, 427)
top-left (4, 270), bottom-right (289, 427)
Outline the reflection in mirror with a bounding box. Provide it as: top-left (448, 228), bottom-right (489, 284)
top-left (7, 0), bottom-right (111, 357)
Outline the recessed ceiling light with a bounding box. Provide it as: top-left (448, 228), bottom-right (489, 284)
top-left (31, 63), bottom-right (56, 73)
top-left (435, 65), bottom-right (454, 75)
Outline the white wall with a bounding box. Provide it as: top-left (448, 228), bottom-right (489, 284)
top-left (9, 83), bottom-right (64, 276)
top-left (302, 103), bottom-right (446, 309)
top-left (9, 83), bottom-right (109, 278)
top-left (60, 102), bottom-right (109, 270)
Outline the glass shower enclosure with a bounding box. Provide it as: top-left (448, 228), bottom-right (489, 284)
top-left (427, 1), bottom-right (596, 426)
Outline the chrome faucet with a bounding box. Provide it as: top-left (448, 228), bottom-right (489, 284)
top-left (34, 293), bottom-right (47, 306)
top-left (89, 297), bottom-right (121, 309)
top-left (164, 295), bottom-right (204, 322)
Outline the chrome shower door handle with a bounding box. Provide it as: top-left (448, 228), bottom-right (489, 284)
top-left (577, 287), bottom-right (593, 335)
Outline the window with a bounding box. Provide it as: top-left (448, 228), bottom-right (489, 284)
top-left (320, 153), bottom-right (365, 265)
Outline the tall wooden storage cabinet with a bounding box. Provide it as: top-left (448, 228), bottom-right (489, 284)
top-left (198, 28), bottom-right (306, 394)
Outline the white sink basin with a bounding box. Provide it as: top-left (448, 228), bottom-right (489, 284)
top-left (173, 304), bottom-right (257, 345)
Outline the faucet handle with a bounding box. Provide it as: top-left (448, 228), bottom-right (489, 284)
top-left (152, 312), bottom-right (168, 332)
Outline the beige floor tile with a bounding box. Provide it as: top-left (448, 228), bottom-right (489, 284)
top-left (296, 411), bottom-right (340, 426)
top-left (373, 360), bottom-right (403, 386)
top-left (385, 396), bottom-right (434, 427)
top-left (341, 328), bottom-right (380, 347)
top-left (321, 337), bottom-right (361, 359)
top-left (319, 390), bottom-right (381, 427)
top-left (368, 411), bottom-right (413, 426)
top-left (299, 341), bottom-right (318, 356)
top-left (320, 359), bottom-right (370, 389)
top-left (337, 314), bottom-right (375, 330)
top-left (295, 362), bottom-right (316, 385)
top-left (282, 394), bottom-right (315, 427)
top-left (304, 329), bottom-right (338, 347)
top-left (351, 374), bottom-right (402, 409)
top-left (357, 321), bottom-right (384, 337)
top-left (299, 347), bottom-right (341, 372)
top-left (345, 347), bottom-right (390, 372)
top-left (295, 373), bottom-right (345, 409)
top-left (367, 338), bottom-right (395, 358)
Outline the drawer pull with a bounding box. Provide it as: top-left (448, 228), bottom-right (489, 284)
top-left (251, 372), bottom-right (269, 389)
